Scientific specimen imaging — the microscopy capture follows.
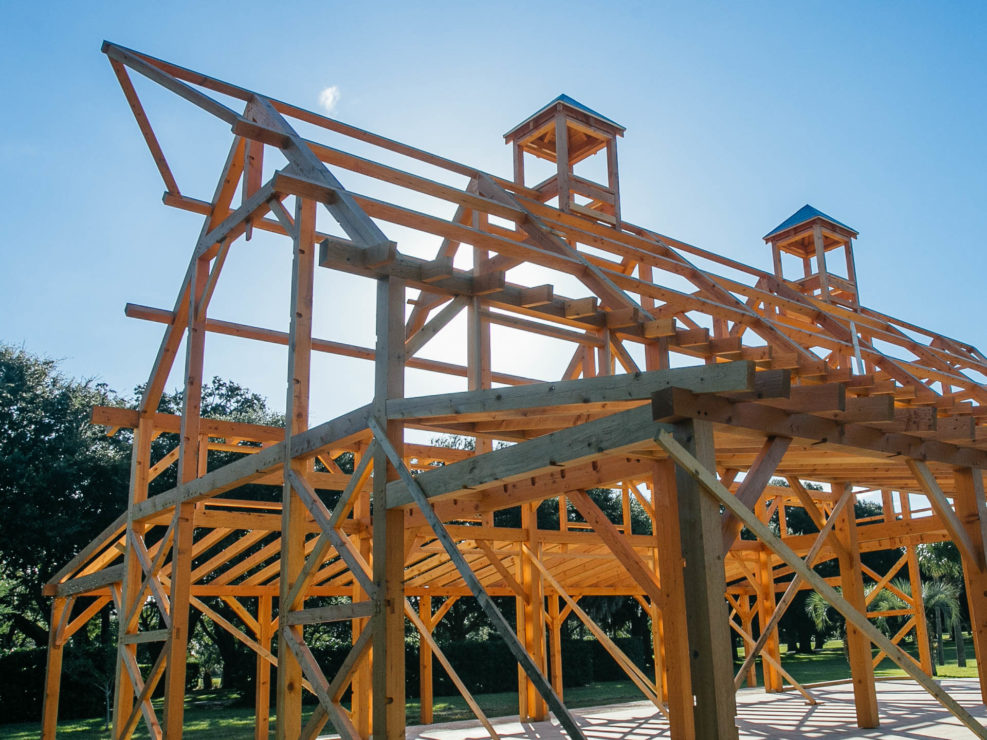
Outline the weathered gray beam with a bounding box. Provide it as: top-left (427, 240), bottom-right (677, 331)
top-left (387, 361), bottom-right (761, 420)
top-left (387, 403), bottom-right (669, 509)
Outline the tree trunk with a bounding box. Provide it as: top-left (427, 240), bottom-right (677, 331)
top-left (954, 616), bottom-right (967, 667)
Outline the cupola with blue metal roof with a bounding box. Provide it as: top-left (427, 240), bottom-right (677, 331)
top-left (505, 95), bottom-right (624, 226)
top-left (765, 205), bottom-right (861, 308)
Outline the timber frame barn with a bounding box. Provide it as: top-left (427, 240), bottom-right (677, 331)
top-left (39, 42), bottom-right (987, 739)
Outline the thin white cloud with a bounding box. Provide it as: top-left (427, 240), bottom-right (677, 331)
top-left (318, 85), bottom-right (340, 114)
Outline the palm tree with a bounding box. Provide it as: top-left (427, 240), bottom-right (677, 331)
top-left (917, 543), bottom-right (966, 667)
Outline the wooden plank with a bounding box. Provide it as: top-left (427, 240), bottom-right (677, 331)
top-left (368, 417), bottom-right (586, 740)
top-left (656, 431), bottom-right (987, 738)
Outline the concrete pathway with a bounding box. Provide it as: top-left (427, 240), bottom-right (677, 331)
top-left (403, 679), bottom-right (987, 739)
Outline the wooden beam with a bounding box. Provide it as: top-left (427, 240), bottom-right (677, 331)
top-left (721, 436), bottom-right (791, 553)
top-left (908, 459), bottom-right (983, 571)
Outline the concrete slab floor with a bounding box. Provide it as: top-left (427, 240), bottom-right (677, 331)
top-left (400, 679), bottom-right (987, 739)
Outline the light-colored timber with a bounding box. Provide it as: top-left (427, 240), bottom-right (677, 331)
top-left (39, 41), bottom-right (987, 740)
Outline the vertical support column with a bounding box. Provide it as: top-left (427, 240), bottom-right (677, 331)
top-left (548, 595), bottom-right (564, 700)
top-left (740, 598), bottom-right (759, 688)
top-left (419, 597), bottom-right (433, 725)
top-left (516, 501), bottom-right (547, 721)
top-left (833, 483), bottom-right (878, 728)
top-left (652, 460), bottom-right (696, 740)
top-left (672, 420), bottom-right (738, 740)
top-left (812, 224), bottom-right (830, 300)
top-left (639, 264), bottom-right (670, 371)
top-left (470, 227), bottom-right (493, 527)
top-left (771, 242), bottom-right (783, 279)
top-left (844, 238), bottom-right (859, 307)
top-left (900, 491), bottom-right (933, 676)
top-left (41, 597), bottom-right (68, 739)
top-left (372, 275), bottom-right (407, 739)
top-left (352, 461), bottom-right (373, 736)
top-left (756, 525), bottom-right (782, 692)
top-left (255, 595), bottom-right (272, 740)
top-left (512, 143), bottom-right (525, 188)
top-left (112, 413), bottom-right (153, 739)
top-left (277, 197), bottom-right (316, 740)
top-left (605, 138), bottom-right (621, 226)
top-left (554, 112), bottom-right (570, 213)
top-left (953, 466), bottom-right (987, 703)
top-left (163, 253), bottom-right (209, 737)
top-left (649, 600), bottom-right (667, 702)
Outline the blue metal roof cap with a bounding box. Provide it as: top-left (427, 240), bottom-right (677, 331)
top-left (507, 94), bottom-right (625, 137)
top-left (550, 94), bottom-right (623, 130)
top-left (764, 204), bottom-right (858, 240)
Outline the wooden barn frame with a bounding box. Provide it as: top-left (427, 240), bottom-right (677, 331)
top-left (40, 42), bottom-right (987, 739)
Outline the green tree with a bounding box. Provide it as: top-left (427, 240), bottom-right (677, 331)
top-left (0, 345), bottom-right (131, 647)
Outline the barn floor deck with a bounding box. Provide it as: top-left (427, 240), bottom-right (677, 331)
top-left (399, 679), bottom-right (987, 739)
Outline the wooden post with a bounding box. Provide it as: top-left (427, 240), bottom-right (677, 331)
top-left (419, 596), bottom-right (433, 725)
top-left (900, 492), bottom-right (934, 676)
top-left (812, 224), bottom-right (830, 300)
top-left (163, 252), bottom-right (209, 736)
top-left (671, 420), bottom-right (738, 740)
top-left (517, 501), bottom-right (547, 721)
top-left (771, 243), bottom-right (783, 279)
top-left (555, 112), bottom-right (570, 213)
top-left (277, 197), bottom-right (316, 740)
top-left (549, 595), bottom-right (564, 700)
top-left (112, 414), bottom-right (153, 739)
top-left (605, 138), bottom-right (621, 226)
top-left (652, 460), bottom-right (697, 740)
top-left (740, 599), bottom-right (758, 688)
top-left (833, 482), bottom-right (879, 727)
top-left (352, 464), bottom-right (373, 736)
top-left (255, 595), bottom-right (272, 740)
top-left (756, 547), bottom-right (782, 691)
top-left (372, 275), bottom-right (406, 739)
top-left (953, 467), bottom-right (987, 703)
top-left (41, 597), bottom-right (68, 739)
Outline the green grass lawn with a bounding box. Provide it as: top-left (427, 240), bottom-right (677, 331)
top-left (2, 638), bottom-right (976, 739)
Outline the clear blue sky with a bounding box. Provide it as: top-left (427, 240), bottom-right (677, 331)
top-left (2, 2), bottom-right (985, 422)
